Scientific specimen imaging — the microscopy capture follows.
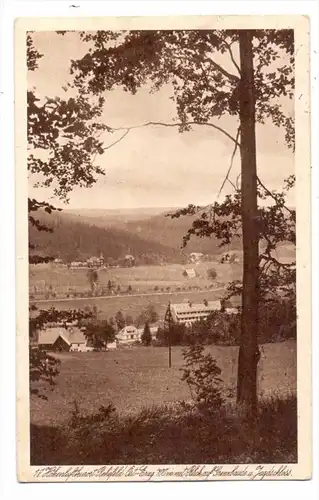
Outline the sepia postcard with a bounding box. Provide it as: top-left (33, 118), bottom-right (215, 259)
top-left (15, 14), bottom-right (312, 482)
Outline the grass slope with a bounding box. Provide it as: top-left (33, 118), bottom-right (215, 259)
top-left (31, 340), bottom-right (296, 427)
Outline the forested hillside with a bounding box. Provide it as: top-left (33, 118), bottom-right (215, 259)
top-left (29, 211), bottom-right (185, 264)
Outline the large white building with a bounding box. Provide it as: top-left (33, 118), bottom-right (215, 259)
top-left (169, 300), bottom-right (238, 327)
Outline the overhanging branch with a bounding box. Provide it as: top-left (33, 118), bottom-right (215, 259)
top-left (111, 121), bottom-right (240, 147)
top-left (103, 128), bottom-right (130, 151)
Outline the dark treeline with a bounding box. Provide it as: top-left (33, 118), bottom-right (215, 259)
top-left (29, 211), bottom-right (185, 264)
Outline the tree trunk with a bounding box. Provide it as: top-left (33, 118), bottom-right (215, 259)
top-left (237, 30), bottom-right (260, 415)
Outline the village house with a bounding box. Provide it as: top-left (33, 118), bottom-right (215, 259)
top-left (123, 254), bottom-right (135, 267)
top-left (189, 252), bottom-right (204, 263)
top-left (117, 323), bottom-right (160, 345)
top-left (86, 253), bottom-right (105, 268)
top-left (38, 325), bottom-right (88, 352)
top-left (116, 325), bottom-right (140, 344)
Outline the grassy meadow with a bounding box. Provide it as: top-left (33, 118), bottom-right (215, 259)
top-left (31, 288), bottom-right (228, 321)
top-left (29, 261), bottom-right (242, 296)
top-left (31, 340), bottom-right (296, 427)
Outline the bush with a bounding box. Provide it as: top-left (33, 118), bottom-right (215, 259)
top-left (30, 395), bottom-right (297, 465)
top-left (181, 343), bottom-right (223, 413)
top-left (207, 268), bottom-right (217, 280)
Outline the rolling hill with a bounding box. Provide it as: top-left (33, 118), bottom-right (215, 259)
top-left (29, 206), bottom-right (295, 264)
top-left (29, 210), bottom-right (186, 264)
top-left (62, 207), bottom-right (242, 254)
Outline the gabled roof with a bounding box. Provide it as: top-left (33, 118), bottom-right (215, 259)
top-left (38, 327), bottom-right (68, 346)
top-left (67, 327), bottom-right (87, 344)
top-left (118, 325), bottom-right (137, 335)
top-left (38, 326), bottom-right (86, 345)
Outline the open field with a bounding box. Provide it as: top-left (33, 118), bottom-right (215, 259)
top-left (31, 287), bottom-right (228, 321)
top-left (31, 340), bottom-right (296, 427)
top-left (29, 261), bottom-right (242, 296)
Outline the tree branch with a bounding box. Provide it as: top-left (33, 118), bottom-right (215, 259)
top-left (257, 177), bottom-right (294, 215)
top-left (201, 56), bottom-right (240, 83)
top-left (260, 254), bottom-right (296, 269)
top-left (171, 52), bottom-right (239, 83)
top-left (221, 39), bottom-right (241, 75)
top-left (217, 126), bottom-right (241, 197)
top-left (111, 121), bottom-right (240, 147)
top-left (103, 128), bottom-right (130, 151)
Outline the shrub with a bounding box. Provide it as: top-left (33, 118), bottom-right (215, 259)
top-left (207, 268), bottom-right (217, 280)
top-left (30, 395), bottom-right (297, 465)
top-left (181, 342), bottom-right (223, 413)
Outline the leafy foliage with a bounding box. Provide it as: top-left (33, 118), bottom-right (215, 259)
top-left (81, 319), bottom-right (116, 350)
top-left (135, 303), bottom-right (159, 327)
top-left (70, 29), bottom-right (294, 149)
top-left (27, 34), bottom-right (108, 202)
top-left (115, 310), bottom-right (126, 330)
top-left (181, 342), bottom-right (223, 412)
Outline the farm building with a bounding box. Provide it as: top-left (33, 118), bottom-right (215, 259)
top-left (168, 299), bottom-right (239, 327)
top-left (38, 326), bottom-right (88, 352)
top-left (183, 268), bottom-right (197, 278)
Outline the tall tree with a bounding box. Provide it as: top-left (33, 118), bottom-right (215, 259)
top-left (87, 268), bottom-right (99, 293)
top-left (115, 310), bottom-right (126, 330)
top-left (237, 31), bottom-right (259, 411)
top-left (67, 29), bottom-right (294, 411)
top-left (141, 321), bottom-right (152, 346)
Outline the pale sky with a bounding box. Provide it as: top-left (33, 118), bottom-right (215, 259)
top-left (28, 31), bottom-right (295, 210)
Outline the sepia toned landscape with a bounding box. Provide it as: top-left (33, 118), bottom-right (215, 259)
top-left (25, 24), bottom-right (300, 470)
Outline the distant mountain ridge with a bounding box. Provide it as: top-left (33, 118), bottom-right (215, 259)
top-left (29, 205), bottom-right (294, 263)
top-left (61, 207), bottom-right (242, 254)
top-left (63, 207), bottom-right (179, 228)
